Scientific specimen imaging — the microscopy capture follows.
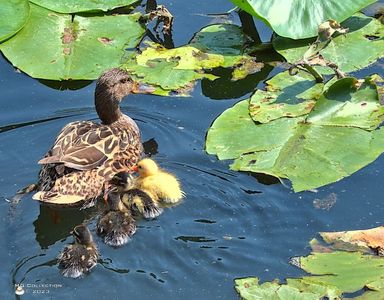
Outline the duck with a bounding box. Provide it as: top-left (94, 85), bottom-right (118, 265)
top-left (57, 224), bottom-right (99, 278)
top-left (97, 189), bottom-right (136, 246)
top-left (32, 68), bottom-right (153, 206)
top-left (109, 171), bottom-right (162, 219)
top-left (133, 158), bottom-right (185, 204)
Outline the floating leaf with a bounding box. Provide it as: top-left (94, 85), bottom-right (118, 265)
top-left (320, 226), bottom-right (384, 253)
top-left (29, 0), bottom-right (137, 13)
top-left (0, 0), bottom-right (30, 42)
top-left (273, 14), bottom-right (384, 74)
top-left (206, 76), bottom-right (384, 192)
top-left (0, 4), bottom-right (145, 80)
top-left (122, 24), bottom-right (259, 95)
top-left (235, 226), bottom-right (384, 300)
top-left (229, 0), bottom-right (376, 39)
top-left (249, 70), bottom-right (323, 123)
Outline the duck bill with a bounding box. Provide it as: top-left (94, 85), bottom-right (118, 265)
top-left (132, 82), bottom-right (156, 94)
top-left (131, 165), bottom-right (139, 172)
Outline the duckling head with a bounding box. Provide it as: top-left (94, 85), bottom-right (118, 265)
top-left (72, 224), bottom-right (93, 245)
top-left (109, 172), bottom-right (134, 191)
top-left (106, 190), bottom-right (125, 211)
top-left (136, 158), bottom-right (159, 177)
top-left (95, 68), bottom-right (155, 124)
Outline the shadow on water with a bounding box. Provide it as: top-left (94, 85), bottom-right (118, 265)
top-left (33, 204), bottom-right (100, 249)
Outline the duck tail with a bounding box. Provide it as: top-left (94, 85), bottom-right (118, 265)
top-left (122, 189), bottom-right (163, 219)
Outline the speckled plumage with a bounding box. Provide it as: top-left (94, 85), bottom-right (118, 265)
top-left (58, 224), bottom-right (99, 278)
top-left (33, 68), bottom-right (145, 205)
top-left (97, 191), bottom-right (136, 247)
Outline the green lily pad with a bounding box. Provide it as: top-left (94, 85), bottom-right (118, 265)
top-left (206, 75), bottom-right (384, 192)
top-left (229, 0), bottom-right (376, 39)
top-left (273, 14), bottom-right (384, 74)
top-left (0, 0), bottom-right (30, 42)
top-left (249, 70), bottom-right (324, 123)
top-left (0, 4), bottom-right (145, 80)
top-left (29, 0), bottom-right (137, 13)
top-left (235, 226), bottom-right (384, 300)
top-left (122, 24), bottom-right (259, 95)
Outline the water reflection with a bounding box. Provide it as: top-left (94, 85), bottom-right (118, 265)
top-left (33, 204), bottom-right (99, 249)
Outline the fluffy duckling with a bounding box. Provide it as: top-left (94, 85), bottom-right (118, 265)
top-left (97, 189), bottom-right (136, 246)
top-left (57, 224), bottom-right (99, 278)
top-left (110, 172), bottom-right (163, 219)
top-left (133, 158), bottom-right (184, 204)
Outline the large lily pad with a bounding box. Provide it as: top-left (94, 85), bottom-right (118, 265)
top-left (249, 70), bottom-right (324, 123)
top-left (29, 0), bottom-right (137, 13)
top-left (235, 226), bottom-right (384, 300)
top-left (273, 14), bottom-right (384, 74)
top-left (0, 4), bottom-right (145, 80)
top-left (122, 24), bottom-right (260, 95)
top-left (229, 0), bottom-right (376, 39)
top-left (206, 75), bottom-right (384, 192)
top-left (0, 0), bottom-right (30, 42)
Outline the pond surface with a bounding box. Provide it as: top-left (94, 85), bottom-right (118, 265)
top-left (1, 1), bottom-right (383, 299)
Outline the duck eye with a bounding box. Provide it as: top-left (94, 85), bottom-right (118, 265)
top-left (119, 78), bottom-right (129, 84)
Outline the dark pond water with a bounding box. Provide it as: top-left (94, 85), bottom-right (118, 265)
top-left (1, 1), bottom-right (384, 299)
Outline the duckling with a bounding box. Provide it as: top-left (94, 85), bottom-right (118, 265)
top-left (57, 224), bottom-right (99, 278)
top-left (97, 189), bottom-right (136, 246)
top-left (133, 158), bottom-right (184, 204)
top-left (33, 68), bottom-right (154, 206)
top-left (110, 172), bottom-right (163, 219)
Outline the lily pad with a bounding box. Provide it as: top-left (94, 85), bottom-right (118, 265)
top-left (0, 0), bottom-right (30, 42)
top-left (229, 0), bottom-right (376, 39)
top-left (206, 75), bottom-right (384, 192)
top-left (273, 14), bottom-right (384, 74)
top-left (320, 226), bottom-right (384, 253)
top-left (29, 0), bottom-right (137, 13)
top-left (235, 226), bottom-right (384, 300)
top-left (0, 4), bottom-right (145, 80)
top-left (249, 70), bottom-right (324, 123)
top-left (122, 24), bottom-right (259, 95)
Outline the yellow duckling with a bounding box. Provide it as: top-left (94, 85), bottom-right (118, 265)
top-left (132, 158), bottom-right (185, 204)
top-left (57, 224), bottom-right (99, 278)
top-left (97, 189), bottom-right (136, 246)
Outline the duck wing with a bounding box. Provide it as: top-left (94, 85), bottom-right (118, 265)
top-left (38, 121), bottom-right (116, 171)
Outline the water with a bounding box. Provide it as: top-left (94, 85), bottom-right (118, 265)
top-left (1, 1), bottom-right (384, 299)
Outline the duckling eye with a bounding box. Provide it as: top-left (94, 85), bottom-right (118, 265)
top-left (138, 165), bottom-right (142, 169)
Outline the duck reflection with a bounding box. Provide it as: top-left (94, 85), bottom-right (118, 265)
top-left (33, 204), bottom-right (100, 249)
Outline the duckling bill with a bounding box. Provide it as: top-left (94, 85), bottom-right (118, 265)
top-left (57, 224), bottom-right (99, 278)
top-left (97, 190), bottom-right (136, 247)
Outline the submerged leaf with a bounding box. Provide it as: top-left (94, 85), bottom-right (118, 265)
top-left (0, 0), bottom-right (30, 42)
top-left (229, 0), bottom-right (376, 39)
top-left (206, 75), bottom-right (384, 192)
top-left (29, 0), bottom-right (137, 13)
top-left (0, 4), bottom-right (145, 80)
top-left (273, 14), bottom-right (384, 74)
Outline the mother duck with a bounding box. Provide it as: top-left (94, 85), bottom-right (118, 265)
top-left (33, 68), bottom-right (149, 206)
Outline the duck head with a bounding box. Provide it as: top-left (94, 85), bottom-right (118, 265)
top-left (106, 190), bottom-right (125, 211)
top-left (95, 68), bottom-right (154, 125)
top-left (72, 224), bottom-right (93, 245)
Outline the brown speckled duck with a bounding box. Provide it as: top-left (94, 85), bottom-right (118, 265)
top-left (33, 68), bottom-right (152, 206)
